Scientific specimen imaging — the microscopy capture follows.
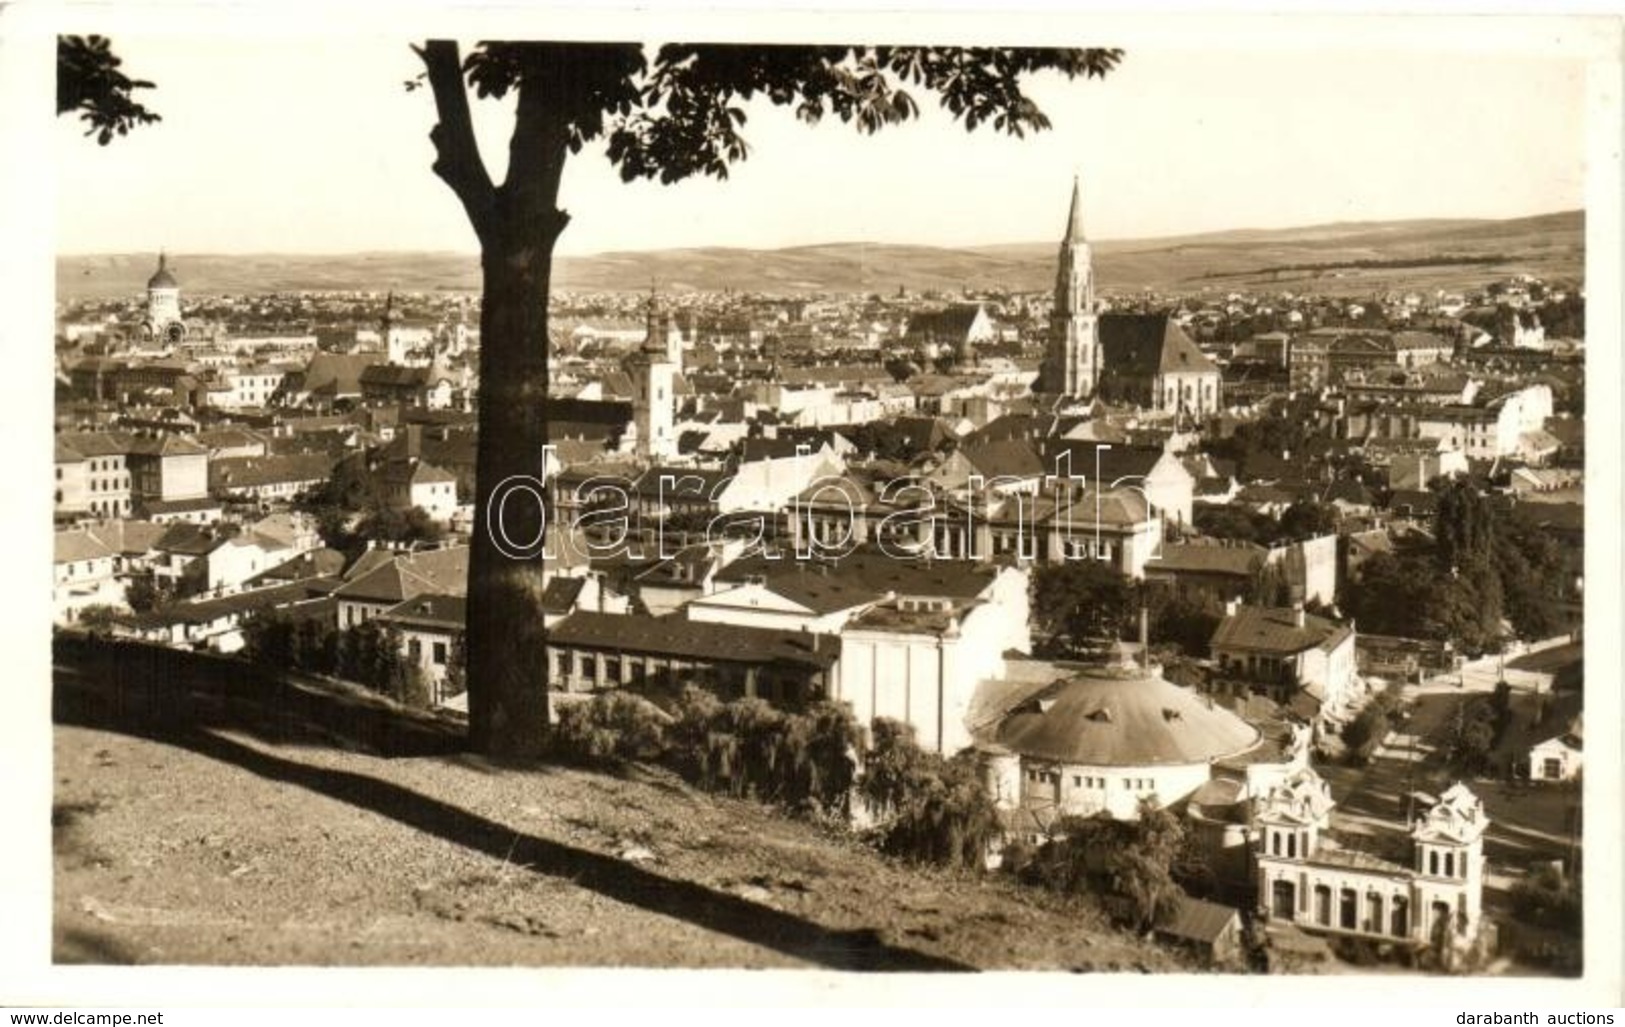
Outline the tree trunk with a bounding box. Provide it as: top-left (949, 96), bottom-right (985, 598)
top-left (465, 220), bottom-right (558, 759)
top-left (414, 41), bottom-right (573, 759)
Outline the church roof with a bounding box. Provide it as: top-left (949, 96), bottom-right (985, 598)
top-left (1099, 314), bottom-right (1218, 377)
top-left (905, 304), bottom-right (985, 343)
top-left (147, 254), bottom-right (178, 290)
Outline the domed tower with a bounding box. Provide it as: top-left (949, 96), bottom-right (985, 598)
top-left (145, 252), bottom-right (185, 344)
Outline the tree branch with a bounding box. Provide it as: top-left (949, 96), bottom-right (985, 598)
top-left (414, 40), bottom-right (497, 238)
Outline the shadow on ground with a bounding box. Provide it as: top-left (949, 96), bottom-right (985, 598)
top-left (52, 636), bottom-right (970, 972)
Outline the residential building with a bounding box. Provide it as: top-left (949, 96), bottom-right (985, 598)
top-left (331, 544), bottom-right (469, 629)
top-left (375, 593), bottom-right (466, 706)
top-left (1528, 713), bottom-right (1582, 783)
top-left (54, 529), bottom-right (123, 624)
top-left (1210, 601), bottom-right (1359, 732)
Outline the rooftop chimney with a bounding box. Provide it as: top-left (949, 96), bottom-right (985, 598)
top-left (1293, 600), bottom-right (1306, 628)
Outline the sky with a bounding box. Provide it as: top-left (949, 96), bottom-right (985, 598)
top-left (53, 23), bottom-right (1593, 257)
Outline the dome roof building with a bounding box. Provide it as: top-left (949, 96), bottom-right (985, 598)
top-left (143, 252), bottom-right (186, 343)
top-left (974, 645), bottom-right (1271, 825)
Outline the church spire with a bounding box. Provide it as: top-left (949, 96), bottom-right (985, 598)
top-left (1064, 174), bottom-right (1086, 243)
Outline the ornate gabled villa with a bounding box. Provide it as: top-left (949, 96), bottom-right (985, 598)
top-left (1254, 778), bottom-right (1490, 959)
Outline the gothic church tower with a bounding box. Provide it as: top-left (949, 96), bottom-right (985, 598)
top-left (1035, 177), bottom-right (1101, 398)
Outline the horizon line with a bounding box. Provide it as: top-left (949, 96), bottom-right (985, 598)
top-left (55, 207), bottom-right (1583, 262)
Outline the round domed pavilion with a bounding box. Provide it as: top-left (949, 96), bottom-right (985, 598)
top-left (979, 644), bottom-right (1263, 823)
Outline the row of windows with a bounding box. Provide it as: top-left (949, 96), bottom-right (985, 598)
top-left (1422, 847), bottom-right (1468, 879)
top-left (1024, 769), bottom-right (1150, 791)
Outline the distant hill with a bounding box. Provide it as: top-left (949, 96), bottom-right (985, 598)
top-left (57, 209), bottom-right (1582, 300)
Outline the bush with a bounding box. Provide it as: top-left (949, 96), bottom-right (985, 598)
top-left (859, 719), bottom-right (1000, 871)
top-left (664, 687), bottom-right (860, 814)
top-left (552, 691), bottom-right (670, 765)
top-left (1022, 800), bottom-right (1188, 931)
top-left (1510, 864), bottom-right (1581, 934)
top-left (1342, 683), bottom-right (1405, 764)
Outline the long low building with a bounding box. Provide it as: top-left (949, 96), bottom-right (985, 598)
top-left (545, 610), bottom-right (840, 710)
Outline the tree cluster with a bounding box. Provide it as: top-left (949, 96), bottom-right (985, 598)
top-left (549, 686), bottom-right (863, 819)
top-left (242, 613), bottom-right (427, 708)
top-left (1340, 682), bottom-right (1406, 765)
top-left (1030, 563), bottom-right (1230, 660)
top-left (1443, 689), bottom-right (1511, 777)
top-left (1012, 798), bottom-right (1188, 932)
top-left (1510, 863), bottom-right (1582, 935)
top-left (858, 718), bottom-right (1001, 871)
top-left (1192, 500), bottom-right (1341, 548)
top-left (1342, 481), bottom-right (1571, 651)
top-left (1203, 413), bottom-right (1313, 476)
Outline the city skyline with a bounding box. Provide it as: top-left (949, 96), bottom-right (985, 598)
top-left (54, 32), bottom-right (1589, 258)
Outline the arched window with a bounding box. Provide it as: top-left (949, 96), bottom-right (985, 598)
top-left (1429, 850), bottom-right (1439, 876)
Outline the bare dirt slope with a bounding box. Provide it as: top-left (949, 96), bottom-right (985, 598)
top-left (52, 643), bottom-right (1187, 972)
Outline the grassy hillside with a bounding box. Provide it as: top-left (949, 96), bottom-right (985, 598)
top-left (52, 640), bottom-right (1186, 972)
top-left (57, 209), bottom-right (1582, 301)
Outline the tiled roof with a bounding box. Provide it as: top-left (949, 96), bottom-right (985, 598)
top-left (1053, 487), bottom-right (1152, 528)
top-left (142, 497), bottom-right (222, 515)
top-left (905, 303), bottom-right (985, 341)
top-left (55, 529), bottom-right (114, 565)
top-left (85, 519), bottom-right (167, 555)
top-left (716, 549), bottom-right (999, 601)
top-left (359, 364), bottom-right (430, 387)
top-left (124, 580), bottom-right (330, 628)
top-left (961, 439), bottom-right (1045, 480)
top-left (1210, 604), bottom-right (1351, 656)
top-left (212, 453), bottom-right (335, 490)
top-left (549, 611), bottom-right (839, 670)
top-left (57, 431), bottom-right (134, 458)
top-left (125, 434), bottom-right (207, 457)
top-left (154, 523), bottom-right (226, 556)
top-left (1145, 541), bottom-right (1267, 578)
top-left (1155, 896), bottom-right (1241, 946)
top-left (376, 593), bottom-right (467, 631)
top-left (540, 576), bottom-right (587, 615)
top-left (254, 547), bottom-right (348, 584)
top-left (332, 545), bottom-right (469, 604)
